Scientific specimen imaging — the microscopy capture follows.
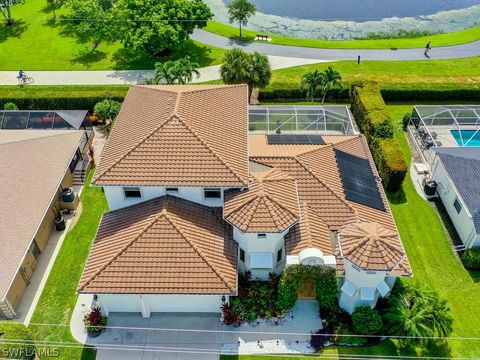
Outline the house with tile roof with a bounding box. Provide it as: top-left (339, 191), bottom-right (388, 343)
top-left (0, 130), bottom-right (84, 319)
top-left (79, 84), bottom-right (411, 316)
top-left (431, 147), bottom-right (480, 249)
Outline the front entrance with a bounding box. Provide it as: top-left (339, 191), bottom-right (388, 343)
top-left (297, 276), bottom-right (316, 299)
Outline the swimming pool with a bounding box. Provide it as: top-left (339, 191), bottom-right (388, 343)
top-left (451, 130), bottom-right (480, 147)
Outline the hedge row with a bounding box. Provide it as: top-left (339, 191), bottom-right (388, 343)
top-left (259, 82), bottom-right (349, 101)
top-left (381, 83), bottom-right (480, 102)
top-left (350, 82), bottom-right (407, 192)
top-left (0, 85), bottom-right (129, 112)
top-left (259, 82), bottom-right (480, 102)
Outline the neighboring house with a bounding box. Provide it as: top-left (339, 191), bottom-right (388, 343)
top-left (78, 85), bottom-right (411, 316)
top-left (432, 147), bottom-right (480, 248)
top-left (0, 130), bottom-right (84, 319)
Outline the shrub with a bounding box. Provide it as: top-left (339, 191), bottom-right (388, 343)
top-left (381, 83), bottom-right (480, 102)
top-left (0, 321), bottom-right (36, 360)
top-left (222, 303), bottom-right (241, 326)
top-left (0, 86), bottom-right (129, 112)
top-left (350, 82), bottom-right (394, 139)
top-left (3, 102), bottom-right (18, 110)
top-left (83, 306), bottom-right (108, 337)
top-left (310, 329), bottom-right (329, 351)
top-left (402, 113), bottom-right (411, 131)
top-left (463, 248), bottom-right (480, 270)
top-left (259, 83), bottom-right (349, 102)
top-left (352, 306), bottom-right (383, 335)
top-left (277, 265), bottom-right (338, 313)
top-left (370, 138), bottom-right (408, 192)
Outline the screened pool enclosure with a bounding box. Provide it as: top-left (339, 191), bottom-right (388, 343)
top-left (409, 105), bottom-right (480, 164)
top-left (249, 105), bottom-right (355, 135)
top-left (0, 110), bottom-right (93, 150)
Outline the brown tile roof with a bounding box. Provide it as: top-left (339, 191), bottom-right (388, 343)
top-left (285, 202), bottom-right (334, 256)
top-left (338, 221), bottom-right (406, 272)
top-left (0, 130), bottom-right (84, 301)
top-left (93, 85), bottom-right (249, 187)
top-left (78, 196), bottom-right (238, 295)
top-left (249, 134), bottom-right (411, 276)
top-left (224, 168), bottom-right (299, 233)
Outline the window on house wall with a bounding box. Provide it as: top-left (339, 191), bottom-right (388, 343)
top-left (29, 240), bottom-right (41, 260)
top-left (257, 233), bottom-right (267, 239)
top-left (204, 188), bottom-right (221, 199)
top-left (166, 187), bottom-right (178, 193)
top-left (240, 248), bottom-right (245, 262)
top-left (366, 270), bottom-right (376, 275)
top-left (123, 187), bottom-right (141, 198)
top-left (454, 198), bottom-right (462, 214)
top-left (277, 248), bottom-right (283, 263)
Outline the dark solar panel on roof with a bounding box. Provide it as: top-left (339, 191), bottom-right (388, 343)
top-left (267, 134), bottom-right (325, 145)
top-left (335, 149), bottom-right (385, 211)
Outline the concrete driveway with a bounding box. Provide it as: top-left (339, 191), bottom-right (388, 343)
top-left (92, 313), bottom-right (221, 360)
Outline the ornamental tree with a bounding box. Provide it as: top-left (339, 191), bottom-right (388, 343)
top-left (111, 0), bottom-right (212, 56)
top-left (67, 0), bottom-right (109, 49)
top-left (0, 0), bottom-right (25, 25)
top-left (145, 56), bottom-right (200, 85)
top-left (226, 0), bottom-right (256, 37)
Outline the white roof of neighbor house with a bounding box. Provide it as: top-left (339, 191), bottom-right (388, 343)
top-left (0, 130), bottom-right (83, 301)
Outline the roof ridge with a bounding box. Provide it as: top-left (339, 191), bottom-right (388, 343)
top-left (224, 187), bottom-right (259, 218)
top-left (176, 114), bottom-right (248, 185)
top-left (78, 203), bottom-right (168, 291)
top-left (296, 143), bottom-right (333, 158)
top-left (163, 211), bottom-right (235, 293)
top-left (94, 114), bottom-right (175, 182)
top-left (0, 130), bottom-right (83, 147)
top-left (261, 190), bottom-right (299, 221)
top-left (294, 157), bottom-right (358, 219)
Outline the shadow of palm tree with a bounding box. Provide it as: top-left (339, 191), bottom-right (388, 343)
top-left (0, 20), bottom-right (28, 43)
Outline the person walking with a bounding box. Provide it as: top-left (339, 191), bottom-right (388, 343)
top-left (424, 41), bottom-right (431, 56)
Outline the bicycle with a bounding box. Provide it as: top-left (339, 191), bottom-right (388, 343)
top-left (17, 75), bottom-right (34, 86)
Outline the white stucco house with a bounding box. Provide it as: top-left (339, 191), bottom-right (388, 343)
top-left (431, 147), bottom-right (480, 249)
top-left (78, 84), bottom-right (411, 317)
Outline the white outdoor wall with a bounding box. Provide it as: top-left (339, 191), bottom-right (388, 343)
top-left (432, 159), bottom-right (479, 248)
top-left (103, 186), bottom-right (229, 211)
top-left (97, 294), bottom-right (224, 316)
top-left (339, 260), bottom-right (392, 314)
top-left (233, 228), bottom-right (287, 280)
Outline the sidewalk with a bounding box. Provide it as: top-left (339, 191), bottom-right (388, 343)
top-left (0, 56), bottom-right (325, 85)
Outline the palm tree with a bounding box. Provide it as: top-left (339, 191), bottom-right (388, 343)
top-left (319, 66), bottom-right (342, 104)
top-left (220, 48), bottom-right (250, 85)
top-left (247, 52), bottom-right (271, 100)
top-left (300, 69), bottom-right (323, 102)
top-left (94, 99), bottom-right (121, 130)
top-left (145, 57), bottom-right (200, 85)
top-left (220, 49), bottom-right (271, 103)
top-left (385, 284), bottom-right (453, 348)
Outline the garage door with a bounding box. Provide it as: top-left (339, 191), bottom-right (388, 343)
top-left (98, 294), bottom-right (224, 314)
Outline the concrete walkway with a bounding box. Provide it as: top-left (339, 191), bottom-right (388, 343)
top-left (14, 214), bottom-right (76, 325)
top-left (191, 29), bottom-right (480, 61)
top-left (0, 56), bottom-right (325, 85)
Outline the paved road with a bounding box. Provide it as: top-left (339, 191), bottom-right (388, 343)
top-left (191, 29), bottom-right (480, 61)
top-left (0, 56), bottom-right (324, 85)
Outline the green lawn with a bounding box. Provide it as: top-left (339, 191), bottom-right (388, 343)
top-left (221, 104), bottom-right (480, 360)
top-left (205, 21), bottom-right (480, 49)
top-left (0, 0), bottom-right (224, 70)
top-left (28, 169), bottom-right (108, 360)
top-left (268, 58), bottom-right (480, 85)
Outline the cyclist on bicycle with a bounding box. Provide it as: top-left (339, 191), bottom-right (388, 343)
top-left (17, 70), bottom-right (26, 80)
